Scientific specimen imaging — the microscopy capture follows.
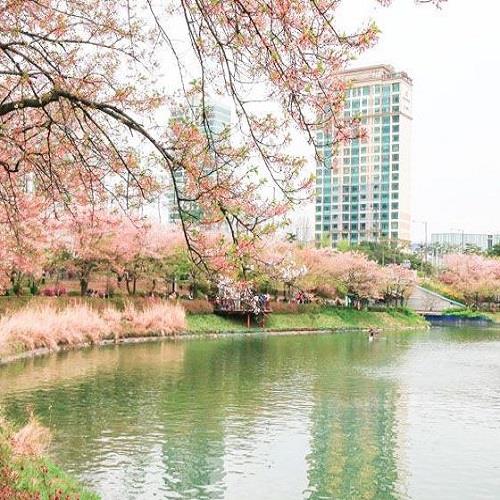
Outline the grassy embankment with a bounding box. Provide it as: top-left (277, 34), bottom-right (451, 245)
top-left (0, 296), bottom-right (428, 362)
top-left (187, 305), bottom-right (427, 333)
top-left (0, 415), bottom-right (97, 499)
top-left (440, 308), bottom-right (500, 323)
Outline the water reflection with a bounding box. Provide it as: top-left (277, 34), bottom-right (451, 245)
top-left (1, 328), bottom-right (499, 499)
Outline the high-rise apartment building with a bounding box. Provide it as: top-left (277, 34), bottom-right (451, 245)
top-left (315, 65), bottom-right (412, 246)
top-left (167, 99), bottom-right (231, 224)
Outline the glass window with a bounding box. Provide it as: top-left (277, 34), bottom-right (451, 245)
top-left (392, 83), bottom-right (400, 92)
top-left (392, 134), bottom-right (399, 142)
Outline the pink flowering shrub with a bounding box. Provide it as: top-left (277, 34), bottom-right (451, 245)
top-left (41, 286), bottom-right (67, 297)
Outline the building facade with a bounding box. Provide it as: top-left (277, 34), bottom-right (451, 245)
top-left (431, 233), bottom-right (500, 252)
top-left (167, 99), bottom-right (232, 224)
top-left (315, 65), bottom-right (413, 246)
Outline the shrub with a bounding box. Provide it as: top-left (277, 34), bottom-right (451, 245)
top-left (269, 301), bottom-right (299, 314)
top-left (181, 299), bottom-right (214, 314)
top-left (41, 286), bottom-right (66, 297)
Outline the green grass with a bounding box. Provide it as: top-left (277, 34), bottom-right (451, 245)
top-left (485, 313), bottom-right (500, 324)
top-left (441, 308), bottom-right (492, 320)
top-left (186, 307), bottom-right (427, 333)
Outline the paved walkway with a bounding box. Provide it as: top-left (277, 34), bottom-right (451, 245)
top-left (407, 286), bottom-right (464, 314)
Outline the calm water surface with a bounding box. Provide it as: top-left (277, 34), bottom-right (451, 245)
top-left (1, 326), bottom-right (500, 499)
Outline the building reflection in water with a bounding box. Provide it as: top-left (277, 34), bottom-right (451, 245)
top-left (0, 333), bottom-right (412, 499)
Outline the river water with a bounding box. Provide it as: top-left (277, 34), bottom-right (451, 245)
top-left (1, 326), bottom-right (499, 499)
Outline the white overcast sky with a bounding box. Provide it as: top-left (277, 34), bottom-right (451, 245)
top-left (158, 0), bottom-right (499, 242)
top-left (338, 0), bottom-right (500, 241)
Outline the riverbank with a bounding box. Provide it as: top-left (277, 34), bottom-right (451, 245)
top-left (438, 308), bottom-right (500, 324)
top-left (0, 416), bottom-right (97, 499)
top-left (0, 299), bottom-right (428, 365)
top-left (187, 307), bottom-right (427, 333)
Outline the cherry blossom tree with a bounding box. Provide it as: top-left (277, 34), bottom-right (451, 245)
top-left (0, 195), bottom-right (53, 295)
top-left (382, 264), bottom-right (417, 307)
top-left (0, 0), bottom-right (442, 276)
top-left (54, 208), bottom-right (124, 296)
top-left (440, 254), bottom-right (500, 308)
top-left (113, 221), bottom-right (185, 296)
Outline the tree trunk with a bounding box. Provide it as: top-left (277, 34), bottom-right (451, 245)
top-left (80, 278), bottom-right (88, 296)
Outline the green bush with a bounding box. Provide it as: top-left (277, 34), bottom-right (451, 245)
top-left (442, 308), bottom-right (490, 319)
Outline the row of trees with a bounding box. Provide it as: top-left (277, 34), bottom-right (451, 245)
top-left (438, 254), bottom-right (500, 308)
top-left (264, 244), bottom-right (417, 308)
top-left (0, 203), bottom-right (191, 297)
top-left (0, 200), bottom-right (417, 307)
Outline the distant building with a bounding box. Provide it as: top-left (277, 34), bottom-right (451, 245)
top-left (315, 64), bottom-right (413, 246)
top-left (167, 99), bottom-right (231, 224)
top-left (431, 233), bottom-right (500, 252)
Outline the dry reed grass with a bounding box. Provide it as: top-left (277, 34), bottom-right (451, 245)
top-left (10, 415), bottom-right (51, 457)
top-left (121, 302), bottom-right (186, 337)
top-left (0, 301), bottom-right (186, 357)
